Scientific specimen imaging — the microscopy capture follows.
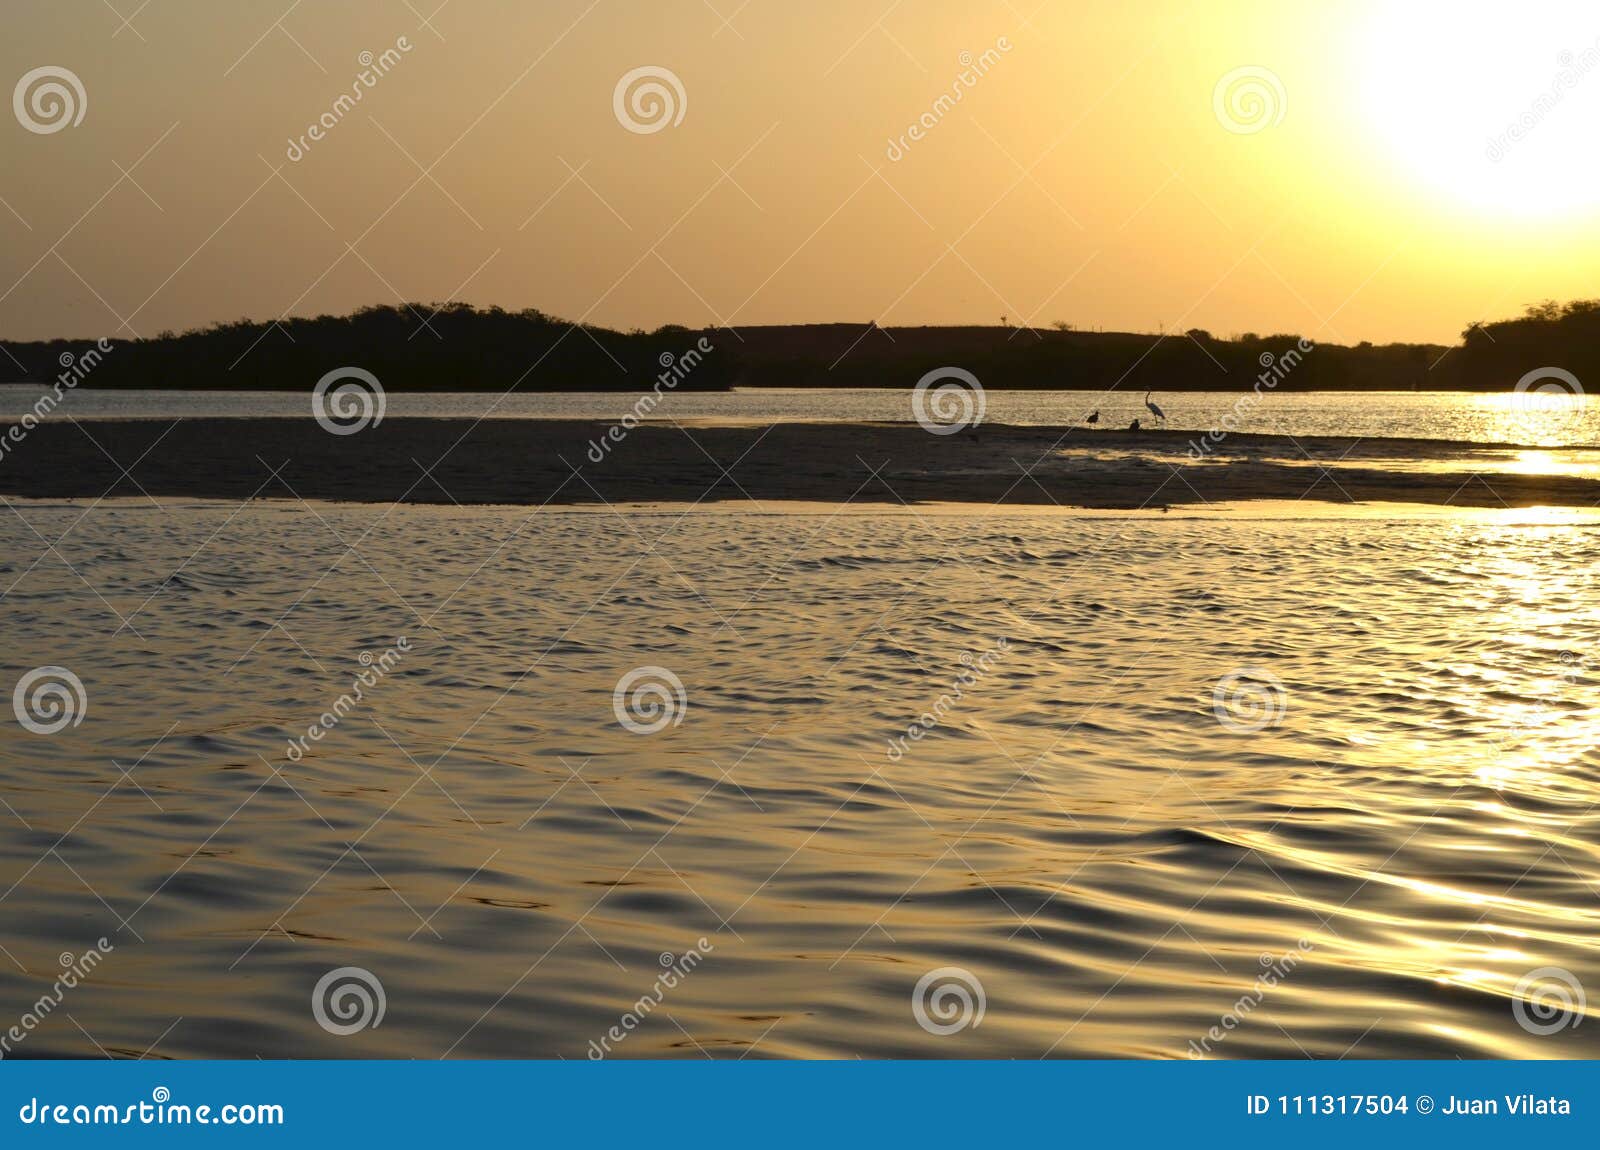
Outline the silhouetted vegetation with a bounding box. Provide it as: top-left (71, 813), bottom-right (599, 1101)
top-left (0, 304), bottom-right (735, 392)
top-left (1457, 299), bottom-right (1600, 389)
top-left (9, 298), bottom-right (1595, 393)
top-left (709, 323), bottom-right (1450, 391)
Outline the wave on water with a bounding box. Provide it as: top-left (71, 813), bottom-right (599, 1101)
top-left (0, 504), bottom-right (1596, 1058)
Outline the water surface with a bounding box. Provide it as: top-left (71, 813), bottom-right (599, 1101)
top-left (5, 387), bottom-right (1597, 447)
top-left (1, 501), bottom-right (1596, 1058)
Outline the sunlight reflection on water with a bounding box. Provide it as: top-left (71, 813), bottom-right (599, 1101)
top-left (2, 388), bottom-right (1598, 448)
top-left (0, 502), bottom-right (1597, 1058)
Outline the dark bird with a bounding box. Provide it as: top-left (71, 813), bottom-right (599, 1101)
top-left (1144, 391), bottom-right (1166, 424)
top-left (1085, 410), bottom-right (1099, 425)
top-left (1129, 417), bottom-right (1141, 432)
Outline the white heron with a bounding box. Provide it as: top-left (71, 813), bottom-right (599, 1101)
top-left (1143, 392), bottom-right (1166, 425)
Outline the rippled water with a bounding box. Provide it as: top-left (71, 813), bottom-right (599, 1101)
top-left (5, 387), bottom-right (1597, 447)
top-left (2, 501), bottom-right (1598, 1058)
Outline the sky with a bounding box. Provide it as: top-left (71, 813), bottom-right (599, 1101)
top-left (3, 0), bottom-right (1600, 345)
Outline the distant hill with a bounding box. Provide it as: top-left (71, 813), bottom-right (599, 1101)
top-left (11, 300), bottom-right (1583, 393)
top-left (713, 322), bottom-right (1453, 391)
top-left (0, 304), bottom-right (735, 393)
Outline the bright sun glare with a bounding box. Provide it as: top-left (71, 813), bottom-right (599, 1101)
top-left (1360, 2), bottom-right (1600, 218)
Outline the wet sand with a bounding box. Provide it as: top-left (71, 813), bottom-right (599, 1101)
top-left (9, 418), bottom-right (1600, 508)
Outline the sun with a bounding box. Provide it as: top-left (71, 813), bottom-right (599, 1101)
top-left (1356, 2), bottom-right (1600, 219)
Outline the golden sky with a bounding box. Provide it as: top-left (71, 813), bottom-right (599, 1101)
top-left (4, 0), bottom-right (1599, 345)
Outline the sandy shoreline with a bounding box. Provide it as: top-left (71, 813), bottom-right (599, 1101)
top-left (9, 418), bottom-right (1600, 508)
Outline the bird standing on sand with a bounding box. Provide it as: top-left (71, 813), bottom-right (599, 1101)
top-left (1144, 392), bottom-right (1166, 425)
top-left (1085, 410), bottom-right (1099, 425)
top-left (1129, 417), bottom-right (1141, 432)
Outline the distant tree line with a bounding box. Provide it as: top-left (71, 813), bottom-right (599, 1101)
top-left (715, 323), bottom-right (1449, 392)
top-left (0, 304), bottom-right (735, 392)
top-left (1456, 299), bottom-right (1600, 389)
top-left (6, 299), bottom-right (1596, 393)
